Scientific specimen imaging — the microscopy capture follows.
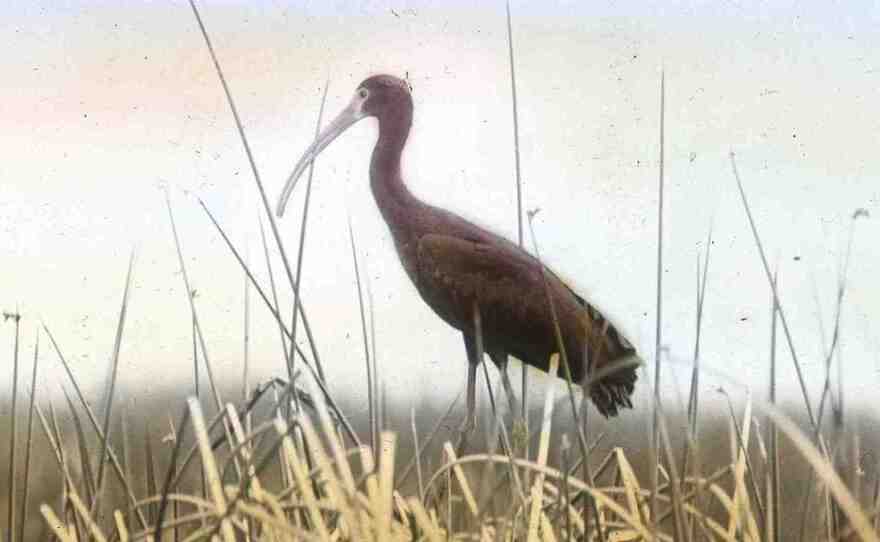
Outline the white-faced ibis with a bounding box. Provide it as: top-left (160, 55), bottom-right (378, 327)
top-left (277, 75), bottom-right (639, 430)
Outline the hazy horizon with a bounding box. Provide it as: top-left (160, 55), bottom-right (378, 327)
top-left (2, 1), bottom-right (878, 417)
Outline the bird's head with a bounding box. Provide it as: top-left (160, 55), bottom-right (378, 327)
top-left (357, 74), bottom-right (413, 118)
top-left (276, 74), bottom-right (412, 217)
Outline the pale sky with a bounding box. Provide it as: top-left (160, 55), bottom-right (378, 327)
top-left (1, 1), bottom-right (878, 417)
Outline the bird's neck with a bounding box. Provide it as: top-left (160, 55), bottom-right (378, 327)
top-left (369, 105), bottom-right (420, 232)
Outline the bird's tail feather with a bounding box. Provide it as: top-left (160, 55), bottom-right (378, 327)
top-left (566, 286), bottom-right (640, 417)
top-left (586, 350), bottom-right (641, 418)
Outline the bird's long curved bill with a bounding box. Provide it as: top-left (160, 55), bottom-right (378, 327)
top-left (276, 100), bottom-right (365, 217)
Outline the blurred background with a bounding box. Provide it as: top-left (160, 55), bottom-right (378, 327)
top-left (1, 0), bottom-right (878, 429)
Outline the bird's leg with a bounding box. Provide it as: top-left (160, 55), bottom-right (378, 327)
top-left (490, 352), bottom-right (527, 448)
top-left (489, 352), bottom-right (520, 417)
top-left (500, 363), bottom-right (520, 417)
top-left (464, 359), bottom-right (477, 433)
top-left (457, 332), bottom-right (480, 455)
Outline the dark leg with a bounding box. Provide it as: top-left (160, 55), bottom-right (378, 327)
top-left (458, 332), bottom-right (480, 454)
top-left (489, 351), bottom-right (519, 416)
top-left (464, 352), bottom-right (477, 432)
top-left (489, 350), bottom-right (528, 447)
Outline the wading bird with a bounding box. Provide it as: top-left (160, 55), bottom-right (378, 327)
top-left (277, 75), bottom-right (639, 432)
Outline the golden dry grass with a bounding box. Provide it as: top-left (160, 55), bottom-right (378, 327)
top-left (23, 355), bottom-right (878, 542)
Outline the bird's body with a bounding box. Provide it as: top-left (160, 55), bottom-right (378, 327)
top-left (278, 75), bottom-right (638, 419)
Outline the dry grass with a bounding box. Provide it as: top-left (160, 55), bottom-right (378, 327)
top-left (12, 373), bottom-right (878, 541)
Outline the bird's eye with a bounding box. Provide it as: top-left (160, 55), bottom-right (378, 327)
top-left (358, 88), bottom-right (368, 99)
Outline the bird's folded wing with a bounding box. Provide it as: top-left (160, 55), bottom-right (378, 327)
top-left (415, 233), bottom-right (548, 326)
top-left (418, 233), bottom-right (534, 279)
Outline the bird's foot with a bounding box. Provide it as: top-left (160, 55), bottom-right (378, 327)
top-left (511, 415), bottom-right (528, 451)
top-left (459, 413), bottom-right (476, 435)
top-left (455, 414), bottom-right (476, 456)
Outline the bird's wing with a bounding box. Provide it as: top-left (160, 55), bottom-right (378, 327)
top-left (414, 233), bottom-right (549, 334)
top-left (416, 232), bottom-right (639, 417)
top-left (548, 268), bottom-right (588, 305)
top-left (547, 268), bottom-right (635, 349)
